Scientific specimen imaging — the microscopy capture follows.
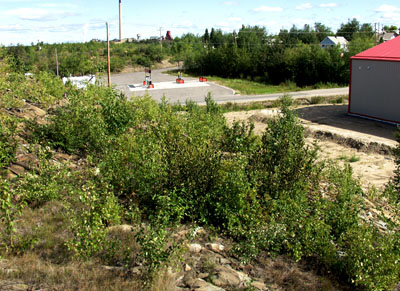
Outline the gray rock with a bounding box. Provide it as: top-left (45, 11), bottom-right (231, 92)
top-left (205, 243), bottom-right (224, 253)
top-left (251, 280), bottom-right (267, 290)
top-left (188, 243), bottom-right (202, 253)
top-left (219, 257), bottom-right (231, 265)
top-left (211, 265), bottom-right (250, 288)
top-left (186, 278), bottom-right (224, 291)
top-left (198, 273), bottom-right (209, 279)
top-left (184, 264), bottom-right (192, 272)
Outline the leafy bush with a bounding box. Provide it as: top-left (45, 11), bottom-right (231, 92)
top-left (392, 129), bottom-right (400, 198)
top-left (37, 85), bottom-right (136, 154)
top-left (338, 225), bottom-right (400, 290)
top-left (100, 96), bottom-right (226, 223)
top-left (0, 114), bottom-right (18, 171)
top-left (221, 121), bottom-right (259, 154)
top-left (14, 147), bottom-right (72, 207)
top-left (249, 96), bottom-right (319, 199)
top-left (66, 180), bottom-right (122, 259)
top-left (0, 178), bottom-right (26, 253)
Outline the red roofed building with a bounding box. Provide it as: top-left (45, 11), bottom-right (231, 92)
top-left (349, 36), bottom-right (400, 123)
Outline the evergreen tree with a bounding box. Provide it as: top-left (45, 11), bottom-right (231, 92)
top-left (203, 28), bottom-right (210, 44)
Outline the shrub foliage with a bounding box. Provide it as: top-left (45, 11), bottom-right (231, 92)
top-left (0, 66), bottom-right (399, 289)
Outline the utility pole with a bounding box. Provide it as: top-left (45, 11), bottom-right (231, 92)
top-left (159, 27), bottom-right (163, 52)
top-left (106, 22), bottom-right (111, 88)
top-left (119, 0), bottom-right (122, 41)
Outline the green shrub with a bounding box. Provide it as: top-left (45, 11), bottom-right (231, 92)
top-left (392, 129), bottom-right (400, 198)
top-left (310, 96), bottom-right (325, 104)
top-left (101, 96), bottom-right (226, 223)
top-left (66, 180), bottom-right (122, 259)
top-left (0, 114), bottom-right (18, 171)
top-left (338, 225), bottom-right (400, 290)
top-left (0, 178), bottom-right (26, 253)
top-left (37, 85), bottom-right (136, 154)
top-left (221, 121), bottom-right (259, 154)
top-left (1, 71), bottom-right (66, 108)
top-left (14, 147), bottom-right (72, 207)
top-left (249, 96), bottom-right (319, 199)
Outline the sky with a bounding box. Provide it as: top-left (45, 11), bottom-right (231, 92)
top-left (0, 0), bottom-right (400, 46)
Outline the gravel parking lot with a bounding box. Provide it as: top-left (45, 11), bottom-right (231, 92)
top-left (110, 68), bottom-right (234, 104)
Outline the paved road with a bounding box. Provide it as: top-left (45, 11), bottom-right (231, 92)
top-left (111, 68), bottom-right (349, 104)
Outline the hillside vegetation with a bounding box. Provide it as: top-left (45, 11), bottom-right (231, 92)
top-left (1, 48), bottom-right (400, 290)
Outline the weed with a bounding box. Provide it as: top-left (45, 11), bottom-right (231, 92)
top-left (65, 180), bottom-right (122, 259)
top-left (0, 114), bottom-right (18, 172)
top-left (349, 155), bottom-right (360, 163)
top-left (310, 96), bottom-right (324, 104)
top-left (0, 178), bottom-right (26, 254)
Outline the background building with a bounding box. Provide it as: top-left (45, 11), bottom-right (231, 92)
top-left (349, 36), bottom-right (400, 123)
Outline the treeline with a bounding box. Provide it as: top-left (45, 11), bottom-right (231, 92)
top-left (3, 18), bottom-right (378, 86)
top-left (5, 40), bottom-right (178, 76)
top-left (184, 19), bottom-right (376, 86)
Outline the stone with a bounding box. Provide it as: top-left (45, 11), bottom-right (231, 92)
top-left (186, 278), bottom-right (224, 291)
top-left (27, 104), bottom-right (46, 117)
top-left (107, 224), bottom-right (134, 233)
top-left (219, 257), bottom-right (231, 265)
top-left (211, 265), bottom-right (250, 288)
top-left (6, 170), bottom-right (17, 180)
top-left (192, 227), bottom-right (206, 237)
top-left (251, 281), bottom-right (267, 290)
top-left (198, 273), bottom-right (209, 279)
top-left (54, 153), bottom-right (72, 161)
top-left (174, 229), bottom-right (189, 239)
top-left (8, 164), bottom-right (25, 176)
top-left (188, 243), bottom-right (202, 253)
top-left (102, 265), bottom-right (124, 272)
top-left (176, 275), bottom-right (185, 287)
top-left (184, 264), bottom-right (192, 272)
top-left (206, 243), bottom-right (224, 253)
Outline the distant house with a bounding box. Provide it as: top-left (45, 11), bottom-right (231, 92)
top-left (62, 75), bottom-right (96, 89)
top-left (379, 32), bottom-right (396, 42)
top-left (320, 36), bottom-right (348, 50)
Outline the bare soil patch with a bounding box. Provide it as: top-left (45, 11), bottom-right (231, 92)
top-left (119, 59), bottom-right (176, 74)
top-left (224, 104), bottom-right (398, 190)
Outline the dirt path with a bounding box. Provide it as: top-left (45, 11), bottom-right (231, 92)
top-left (224, 104), bottom-right (398, 191)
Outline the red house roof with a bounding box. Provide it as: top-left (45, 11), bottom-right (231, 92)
top-left (352, 36), bottom-right (400, 61)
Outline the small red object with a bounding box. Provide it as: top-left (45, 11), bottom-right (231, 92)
top-left (148, 84), bottom-right (154, 88)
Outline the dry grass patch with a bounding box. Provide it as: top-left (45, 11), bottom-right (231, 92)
top-left (0, 254), bottom-right (142, 290)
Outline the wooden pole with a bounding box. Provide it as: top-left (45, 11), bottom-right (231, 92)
top-left (106, 22), bottom-right (111, 88)
top-left (119, 0), bottom-right (122, 41)
top-left (55, 48), bottom-right (59, 77)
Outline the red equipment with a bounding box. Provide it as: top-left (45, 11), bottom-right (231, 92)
top-left (176, 70), bottom-right (184, 84)
top-left (144, 67), bottom-right (154, 88)
top-left (199, 76), bottom-right (208, 82)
